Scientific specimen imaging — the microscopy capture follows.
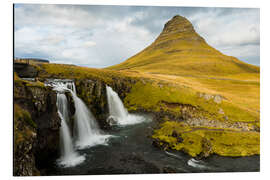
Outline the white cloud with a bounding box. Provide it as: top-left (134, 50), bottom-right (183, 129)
top-left (14, 5), bottom-right (260, 67)
top-left (84, 41), bottom-right (96, 47)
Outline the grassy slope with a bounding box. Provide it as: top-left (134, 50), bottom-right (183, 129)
top-left (152, 121), bottom-right (259, 157)
top-left (108, 16), bottom-right (259, 79)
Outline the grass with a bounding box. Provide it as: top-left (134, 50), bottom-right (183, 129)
top-left (153, 121), bottom-right (259, 157)
top-left (108, 19), bottom-right (259, 77)
top-left (124, 81), bottom-right (258, 124)
top-left (39, 63), bottom-right (128, 83)
top-left (14, 103), bottom-right (36, 150)
top-left (14, 72), bottom-right (46, 88)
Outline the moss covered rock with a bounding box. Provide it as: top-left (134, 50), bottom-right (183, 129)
top-left (152, 121), bottom-right (259, 157)
top-left (14, 78), bottom-right (61, 175)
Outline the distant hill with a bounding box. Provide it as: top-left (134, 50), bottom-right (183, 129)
top-left (15, 58), bottom-right (50, 64)
top-left (108, 15), bottom-right (259, 77)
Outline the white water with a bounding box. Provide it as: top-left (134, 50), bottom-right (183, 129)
top-left (47, 79), bottom-right (112, 166)
top-left (187, 158), bottom-right (208, 169)
top-left (165, 151), bottom-right (184, 161)
top-left (69, 90), bottom-right (111, 149)
top-left (106, 85), bottom-right (145, 126)
top-left (56, 93), bottom-right (85, 167)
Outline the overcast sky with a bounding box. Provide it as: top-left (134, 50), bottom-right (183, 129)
top-left (14, 4), bottom-right (260, 67)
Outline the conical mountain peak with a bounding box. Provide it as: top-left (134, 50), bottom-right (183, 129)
top-left (109, 15), bottom-right (259, 76)
top-left (163, 15), bottom-right (195, 34)
top-left (155, 15), bottom-right (205, 45)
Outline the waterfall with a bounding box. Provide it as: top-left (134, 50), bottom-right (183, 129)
top-left (56, 93), bottom-right (85, 167)
top-left (46, 79), bottom-right (112, 166)
top-left (106, 85), bottom-right (145, 126)
top-left (69, 90), bottom-right (111, 149)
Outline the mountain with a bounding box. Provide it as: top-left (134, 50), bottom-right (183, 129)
top-left (108, 15), bottom-right (259, 77)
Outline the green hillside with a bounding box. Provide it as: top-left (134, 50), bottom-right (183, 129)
top-left (108, 15), bottom-right (259, 78)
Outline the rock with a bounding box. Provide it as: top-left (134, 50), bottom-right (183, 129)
top-left (14, 82), bottom-right (61, 175)
top-left (75, 77), bottom-right (136, 129)
top-left (163, 165), bottom-right (177, 173)
top-left (152, 139), bottom-right (160, 148)
top-left (218, 108), bottom-right (225, 114)
top-left (213, 95), bottom-right (223, 104)
top-left (106, 116), bottom-right (118, 126)
top-left (171, 130), bottom-right (183, 143)
top-left (172, 130), bottom-right (178, 137)
top-left (177, 136), bottom-right (184, 143)
top-left (75, 79), bottom-right (108, 128)
top-left (14, 64), bottom-right (39, 78)
top-left (201, 138), bottom-right (213, 158)
top-left (199, 93), bottom-right (224, 104)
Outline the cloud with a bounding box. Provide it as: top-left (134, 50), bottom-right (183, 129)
top-left (14, 4), bottom-right (260, 67)
top-left (83, 41), bottom-right (96, 47)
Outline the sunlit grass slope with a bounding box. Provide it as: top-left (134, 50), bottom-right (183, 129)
top-left (108, 15), bottom-right (259, 78)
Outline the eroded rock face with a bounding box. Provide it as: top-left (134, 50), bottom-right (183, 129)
top-left (14, 135), bottom-right (39, 176)
top-left (14, 64), bottom-right (39, 78)
top-left (13, 108), bottom-right (39, 176)
top-left (75, 79), bottom-right (108, 128)
top-left (34, 91), bottom-right (60, 169)
top-left (14, 81), bottom-right (61, 175)
top-left (75, 77), bottom-right (136, 129)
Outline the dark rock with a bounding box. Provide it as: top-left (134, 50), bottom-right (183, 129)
top-left (75, 77), bottom-right (136, 129)
top-left (152, 139), bottom-right (160, 148)
top-left (177, 136), bottom-right (184, 143)
top-left (172, 130), bottom-right (178, 137)
top-left (14, 64), bottom-right (39, 78)
top-left (106, 116), bottom-right (118, 126)
top-left (171, 130), bottom-right (183, 143)
top-left (75, 79), bottom-right (109, 129)
top-left (163, 165), bottom-right (177, 173)
top-left (14, 82), bottom-right (61, 175)
top-left (13, 127), bottom-right (39, 176)
top-left (200, 138), bottom-right (213, 158)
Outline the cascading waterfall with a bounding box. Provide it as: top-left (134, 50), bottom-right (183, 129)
top-left (69, 90), bottom-right (111, 149)
top-left (56, 93), bottom-right (85, 167)
top-left (46, 79), bottom-right (112, 166)
top-left (106, 85), bottom-right (145, 126)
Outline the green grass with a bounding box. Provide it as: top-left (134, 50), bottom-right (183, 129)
top-left (108, 16), bottom-right (259, 79)
top-left (153, 121), bottom-right (260, 157)
top-left (39, 63), bottom-right (130, 83)
top-left (14, 104), bottom-right (36, 150)
top-left (124, 81), bottom-right (258, 124)
top-left (14, 72), bottom-right (46, 89)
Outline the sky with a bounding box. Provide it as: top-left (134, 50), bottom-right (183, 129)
top-left (14, 4), bottom-right (260, 67)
